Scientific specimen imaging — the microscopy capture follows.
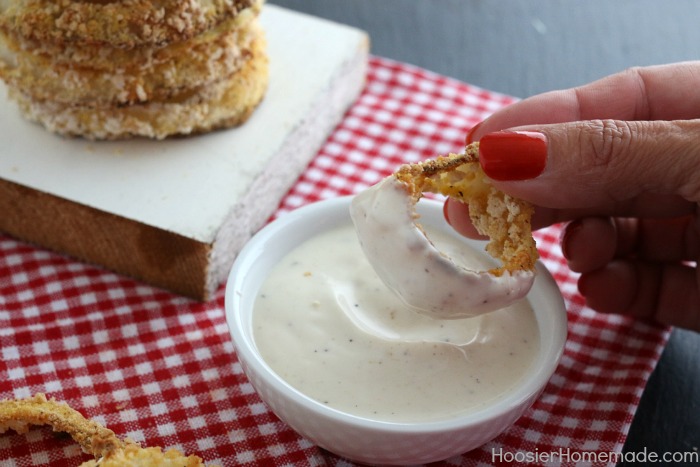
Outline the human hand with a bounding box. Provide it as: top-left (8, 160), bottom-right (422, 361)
top-left (445, 61), bottom-right (700, 331)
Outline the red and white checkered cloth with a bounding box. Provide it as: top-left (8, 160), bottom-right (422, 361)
top-left (0, 56), bottom-right (670, 466)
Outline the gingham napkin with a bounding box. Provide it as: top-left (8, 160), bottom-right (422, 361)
top-left (0, 56), bottom-right (669, 467)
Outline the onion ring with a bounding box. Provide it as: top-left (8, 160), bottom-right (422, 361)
top-left (0, 16), bottom-right (259, 106)
top-left (0, 393), bottom-right (209, 466)
top-left (8, 31), bottom-right (268, 139)
top-left (0, 0), bottom-right (262, 49)
top-left (350, 143), bottom-right (538, 318)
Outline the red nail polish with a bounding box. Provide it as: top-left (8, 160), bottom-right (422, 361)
top-left (465, 121), bottom-right (483, 144)
top-left (560, 219), bottom-right (583, 261)
top-left (479, 131), bottom-right (547, 181)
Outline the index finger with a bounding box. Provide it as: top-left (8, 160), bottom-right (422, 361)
top-left (468, 61), bottom-right (700, 143)
top-left (444, 191), bottom-right (694, 239)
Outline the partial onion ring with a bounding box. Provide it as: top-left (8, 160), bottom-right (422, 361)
top-left (0, 393), bottom-right (208, 466)
top-left (350, 143), bottom-right (539, 319)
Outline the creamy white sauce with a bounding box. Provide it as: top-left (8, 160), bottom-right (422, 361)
top-left (253, 224), bottom-right (540, 423)
top-left (350, 176), bottom-right (535, 318)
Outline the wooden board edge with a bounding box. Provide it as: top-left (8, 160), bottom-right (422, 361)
top-left (0, 177), bottom-right (211, 300)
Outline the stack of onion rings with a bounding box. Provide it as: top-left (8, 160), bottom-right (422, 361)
top-left (0, 0), bottom-right (267, 139)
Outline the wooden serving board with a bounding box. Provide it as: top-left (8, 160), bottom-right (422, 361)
top-left (0, 5), bottom-right (369, 300)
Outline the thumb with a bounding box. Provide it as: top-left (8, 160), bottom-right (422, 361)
top-left (477, 119), bottom-right (700, 210)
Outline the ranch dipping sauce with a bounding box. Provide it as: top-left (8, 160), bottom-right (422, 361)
top-left (253, 223), bottom-right (540, 423)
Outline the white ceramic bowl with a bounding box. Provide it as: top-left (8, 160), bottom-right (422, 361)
top-left (225, 196), bottom-right (567, 465)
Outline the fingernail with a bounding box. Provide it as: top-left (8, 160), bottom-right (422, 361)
top-left (560, 219), bottom-right (583, 260)
top-left (578, 273), bottom-right (591, 297)
top-left (465, 121), bottom-right (483, 144)
top-left (479, 130), bottom-right (547, 181)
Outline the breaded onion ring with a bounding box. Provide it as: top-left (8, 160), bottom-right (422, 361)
top-left (0, 393), bottom-right (209, 466)
top-left (0, 393), bottom-right (125, 459)
top-left (350, 143), bottom-right (538, 318)
top-left (8, 31), bottom-right (268, 139)
top-left (0, 0), bottom-right (263, 49)
top-left (0, 16), bottom-right (260, 106)
top-left (0, 3), bottom-right (258, 69)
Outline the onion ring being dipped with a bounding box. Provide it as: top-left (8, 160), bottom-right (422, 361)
top-left (0, 393), bottom-right (210, 466)
top-left (350, 142), bottom-right (538, 319)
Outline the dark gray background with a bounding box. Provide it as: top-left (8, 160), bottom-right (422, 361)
top-left (271, 0), bottom-right (700, 463)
